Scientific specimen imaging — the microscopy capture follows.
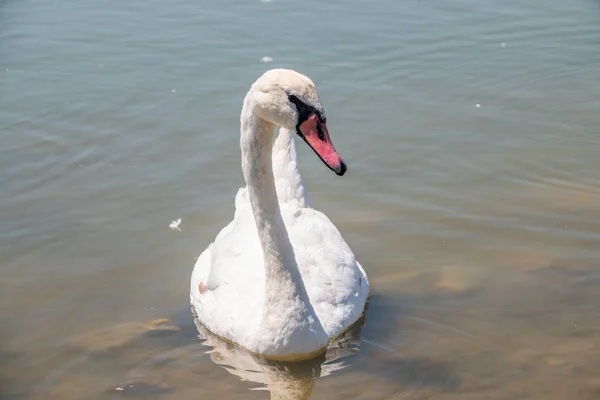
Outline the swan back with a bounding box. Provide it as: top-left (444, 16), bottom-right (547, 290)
top-left (234, 128), bottom-right (308, 213)
top-left (272, 128), bottom-right (309, 208)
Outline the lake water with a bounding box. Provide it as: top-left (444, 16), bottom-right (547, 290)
top-left (2, 0), bottom-right (600, 398)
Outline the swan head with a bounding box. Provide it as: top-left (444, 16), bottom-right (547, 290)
top-left (250, 69), bottom-right (346, 176)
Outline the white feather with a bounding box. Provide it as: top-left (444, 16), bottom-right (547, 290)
top-left (169, 218), bottom-right (182, 231)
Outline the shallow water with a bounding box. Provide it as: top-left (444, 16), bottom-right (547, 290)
top-left (2, 0), bottom-right (600, 398)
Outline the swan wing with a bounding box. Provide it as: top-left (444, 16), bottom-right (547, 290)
top-left (283, 206), bottom-right (370, 338)
top-left (191, 206), bottom-right (265, 341)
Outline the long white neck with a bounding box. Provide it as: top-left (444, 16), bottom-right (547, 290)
top-left (239, 96), bottom-right (314, 326)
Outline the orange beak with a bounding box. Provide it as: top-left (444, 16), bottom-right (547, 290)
top-left (297, 114), bottom-right (346, 176)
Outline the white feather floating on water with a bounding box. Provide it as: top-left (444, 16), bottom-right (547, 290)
top-left (261, 56), bottom-right (274, 63)
top-left (169, 218), bottom-right (182, 231)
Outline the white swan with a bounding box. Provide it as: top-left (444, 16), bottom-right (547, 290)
top-left (190, 69), bottom-right (369, 361)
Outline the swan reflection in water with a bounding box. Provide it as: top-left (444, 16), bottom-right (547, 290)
top-left (193, 310), bottom-right (366, 400)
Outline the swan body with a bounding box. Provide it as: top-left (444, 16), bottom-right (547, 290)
top-left (190, 69), bottom-right (369, 360)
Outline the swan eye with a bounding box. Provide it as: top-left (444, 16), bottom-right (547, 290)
top-left (288, 94), bottom-right (299, 104)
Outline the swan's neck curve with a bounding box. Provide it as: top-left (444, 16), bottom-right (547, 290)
top-left (239, 96), bottom-right (314, 323)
